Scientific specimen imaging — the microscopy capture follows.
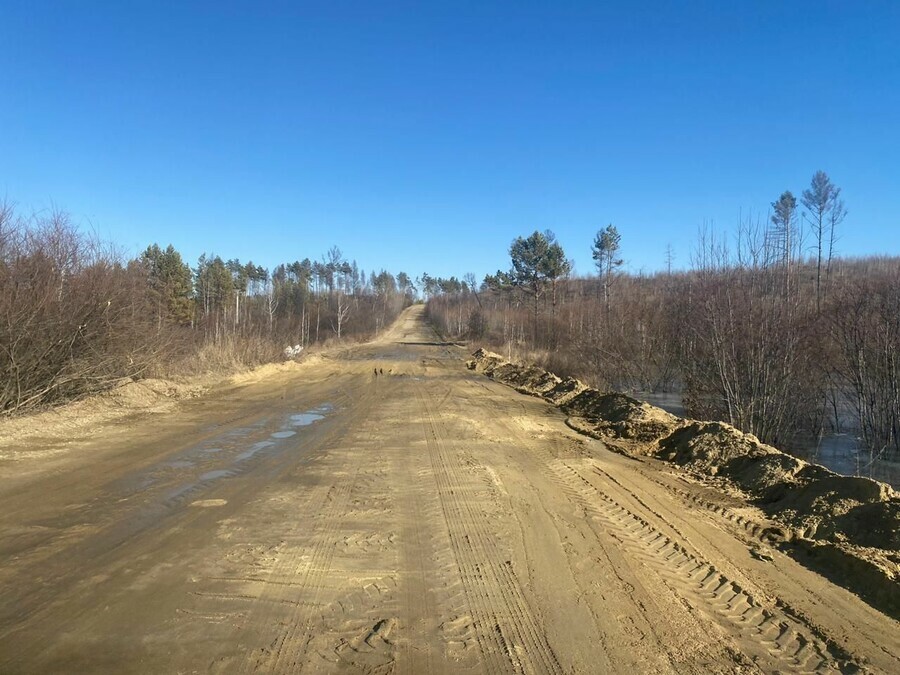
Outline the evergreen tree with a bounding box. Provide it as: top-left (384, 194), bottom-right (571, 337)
top-left (591, 225), bottom-right (622, 319)
top-left (802, 171), bottom-right (846, 311)
top-left (770, 191), bottom-right (797, 267)
top-left (140, 244), bottom-right (193, 326)
top-left (508, 230), bottom-right (571, 344)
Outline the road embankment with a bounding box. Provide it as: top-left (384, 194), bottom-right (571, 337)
top-left (467, 348), bottom-right (900, 618)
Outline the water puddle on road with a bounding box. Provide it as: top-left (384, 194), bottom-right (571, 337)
top-left (236, 440), bottom-right (276, 461)
top-left (109, 402), bottom-right (336, 517)
top-left (290, 404), bottom-right (332, 427)
top-left (200, 470), bottom-right (232, 482)
top-left (290, 412), bottom-right (324, 426)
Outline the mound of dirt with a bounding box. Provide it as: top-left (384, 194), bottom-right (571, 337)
top-left (831, 500), bottom-right (900, 550)
top-left (228, 359), bottom-right (311, 385)
top-left (564, 390), bottom-right (680, 444)
top-left (773, 475), bottom-right (899, 545)
top-left (466, 349), bottom-right (507, 376)
top-left (505, 366), bottom-right (562, 394)
top-left (106, 378), bottom-right (205, 408)
top-left (466, 347), bottom-right (899, 578)
top-left (542, 377), bottom-right (590, 406)
top-left (654, 419), bottom-right (898, 551)
top-left (466, 349), bottom-right (678, 447)
top-left (0, 377), bottom-right (206, 455)
top-left (657, 422), bottom-right (805, 487)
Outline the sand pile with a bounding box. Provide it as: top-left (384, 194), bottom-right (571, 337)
top-left (564, 390), bottom-right (680, 447)
top-left (467, 348), bottom-right (899, 595)
top-left (105, 378), bottom-right (205, 408)
top-left (657, 421), bottom-right (899, 550)
top-left (467, 350), bottom-right (679, 449)
top-left (0, 377), bottom-right (206, 453)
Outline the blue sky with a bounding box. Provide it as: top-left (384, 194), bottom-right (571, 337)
top-left (2, 1), bottom-right (898, 280)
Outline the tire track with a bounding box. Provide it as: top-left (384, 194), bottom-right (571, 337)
top-left (548, 460), bottom-right (853, 673)
top-left (244, 469), bottom-right (360, 673)
top-left (416, 383), bottom-right (564, 675)
top-left (616, 464), bottom-right (795, 544)
top-left (395, 447), bottom-right (435, 674)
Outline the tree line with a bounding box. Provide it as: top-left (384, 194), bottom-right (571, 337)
top-left (0, 202), bottom-right (413, 414)
top-left (427, 171), bottom-right (900, 465)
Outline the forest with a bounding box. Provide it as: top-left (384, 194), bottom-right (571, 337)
top-left (0, 201), bottom-right (412, 415)
top-left (427, 172), bottom-right (900, 468)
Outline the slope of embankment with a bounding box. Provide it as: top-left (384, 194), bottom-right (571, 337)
top-left (467, 348), bottom-right (900, 617)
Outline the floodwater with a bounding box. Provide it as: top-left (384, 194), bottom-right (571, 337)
top-left (796, 433), bottom-right (900, 488)
top-left (636, 391), bottom-right (900, 488)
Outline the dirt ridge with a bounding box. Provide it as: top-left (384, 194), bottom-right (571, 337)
top-left (467, 348), bottom-right (900, 616)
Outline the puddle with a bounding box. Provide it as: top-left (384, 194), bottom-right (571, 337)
top-left (110, 405), bottom-right (335, 520)
top-left (200, 470), bottom-right (232, 482)
top-left (290, 413), bottom-right (324, 426)
top-left (289, 404), bottom-right (332, 427)
top-left (165, 483), bottom-right (196, 503)
top-left (236, 440), bottom-right (276, 461)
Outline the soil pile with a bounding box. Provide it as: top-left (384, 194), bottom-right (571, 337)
top-left (467, 348), bottom-right (899, 601)
top-left (468, 349), bottom-right (679, 449)
top-left (657, 421), bottom-right (899, 550)
top-left (0, 377), bottom-right (206, 459)
top-left (106, 378), bottom-right (205, 408)
top-left (564, 390), bottom-right (680, 449)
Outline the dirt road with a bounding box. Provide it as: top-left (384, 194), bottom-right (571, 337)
top-left (0, 306), bottom-right (897, 673)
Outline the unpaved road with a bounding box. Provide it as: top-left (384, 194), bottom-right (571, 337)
top-left (0, 306), bottom-right (897, 673)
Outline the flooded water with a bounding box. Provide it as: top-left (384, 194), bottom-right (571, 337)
top-left (796, 433), bottom-right (900, 488)
top-left (639, 392), bottom-right (686, 417)
top-left (635, 391), bottom-right (900, 488)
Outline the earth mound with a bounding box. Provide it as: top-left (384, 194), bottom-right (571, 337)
top-left (466, 348), bottom-right (899, 604)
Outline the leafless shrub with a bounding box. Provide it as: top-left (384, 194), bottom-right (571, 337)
top-left (829, 267), bottom-right (900, 463)
top-left (0, 207), bottom-right (160, 412)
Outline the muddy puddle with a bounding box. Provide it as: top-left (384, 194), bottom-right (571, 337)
top-left (290, 405), bottom-right (329, 427)
top-left (108, 403), bottom-right (335, 514)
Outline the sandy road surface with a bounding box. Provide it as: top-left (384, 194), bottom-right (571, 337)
top-left (0, 306), bottom-right (897, 673)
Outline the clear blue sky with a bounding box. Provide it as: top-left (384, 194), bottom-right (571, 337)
top-left (2, 1), bottom-right (898, 280)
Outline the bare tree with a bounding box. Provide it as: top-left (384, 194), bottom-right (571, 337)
top-left (664, 243), bottom-right (675, 275)
top-left (333, 291), bottom-right (351, 339)
top-left (265, 278), bottom-right (279, 335)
